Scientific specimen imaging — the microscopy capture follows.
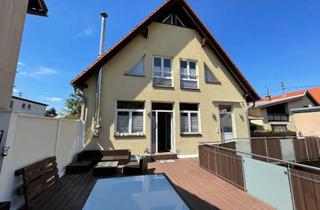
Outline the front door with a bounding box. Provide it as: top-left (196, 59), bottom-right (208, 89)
top-left (151, 110), bottom-right (173, 154)
top-left (219, 105), bottom-right (233, 142)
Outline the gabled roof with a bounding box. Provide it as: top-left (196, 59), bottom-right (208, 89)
top-left (71, 0), bottom-right (260, 101)
top-left (253, 87), bottom-right (320, 108)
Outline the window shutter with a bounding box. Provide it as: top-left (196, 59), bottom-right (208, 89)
top-left (180, 113), bottom-right (189, 133)
top-left (191, 113), bottom-right (199, 133)
top-left (132, 112), bottom-right (143, 133)
top-left (117, 112), bottom-right (129, 133)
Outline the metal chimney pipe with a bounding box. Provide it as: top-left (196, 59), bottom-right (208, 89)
top-left (94, 11), bottom-right (108, 136)
top-left (99, 12), bottom-right (108, 56)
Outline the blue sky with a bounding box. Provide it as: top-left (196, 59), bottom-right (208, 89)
top-left (16, 0), bottom-right (320, 110)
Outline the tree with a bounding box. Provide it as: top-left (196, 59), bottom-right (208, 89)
top-left (64, 88), bottom-right (84, 119)
top-left (45, 107), bottom-right (57, 118)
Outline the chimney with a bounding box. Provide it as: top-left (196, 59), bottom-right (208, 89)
top-left (99, 12), bottom-right (108, 56)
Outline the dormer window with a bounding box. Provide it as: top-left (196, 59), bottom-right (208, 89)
top-left (162, 14), bottom-right (185, 27)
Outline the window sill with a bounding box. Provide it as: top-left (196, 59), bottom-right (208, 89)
top-left (153, 85), bottom-right (175, 90)
top-left (180, 87), bottom-right (200, 92)
top-left (114, 134), bottom-right (146, 139)
top-left (206, 81), bottom-right (221, 85)
top-left (180, 133), bottom-right (202, 137)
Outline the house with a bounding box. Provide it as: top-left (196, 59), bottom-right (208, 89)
top-left (291, 106), bottom-right (320, 137)
top-left (71, 0), bottom-right (260, 156)
top-left (10, 96), bottom-right (48, 116)
top-left (0, 0), bottom-right (47, 111)
top-left (249, 87), bottom-right (320, 133)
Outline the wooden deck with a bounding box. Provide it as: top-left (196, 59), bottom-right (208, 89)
top-left (149, 158), bottom-right (274, 210)
top-left (35, 158), bottom-right (273, 210)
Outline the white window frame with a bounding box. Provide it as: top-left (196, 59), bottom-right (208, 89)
top-left (152, 56), bottom-right (173, 87)
top-left (180, 110), bottom-right (200, 134)
top-left (180, 59), bottom-right (199, 89)
top-left (115, 108), bottom-right (145, 136)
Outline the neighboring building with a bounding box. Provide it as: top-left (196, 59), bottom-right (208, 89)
top-left (10, 96), bottom-right (48, 116)
top-left (0, 0), bottom-right (47, 110)
top-left (71, 0), bottom-right (260, 156)
top-left (249, 88), bottom-right (320, 133)
top-left (291, 106), bottom-right (320, 137)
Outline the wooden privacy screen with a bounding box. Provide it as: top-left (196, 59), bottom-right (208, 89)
top-left (15, 156), bottom-right (60, 210)
top-left (290, 168), bottom-right (320, 210)
top-left (250, 138), bottom-right (282, 161)
top-left (199, 145), bottom-right (244, 189)
top-left (294, 137), bottom-right (320, 162)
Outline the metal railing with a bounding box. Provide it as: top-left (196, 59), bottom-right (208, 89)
top-left (199, 140), bottom-right (320, 210)
top-left (267, 113), bottom-right (289, 122)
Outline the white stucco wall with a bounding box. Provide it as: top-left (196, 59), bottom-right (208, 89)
top-left (11, 97), bottom-right (47, 116)
top-left (0, 111), bottom-right (84, 209)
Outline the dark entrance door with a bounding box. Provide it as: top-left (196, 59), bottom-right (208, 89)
top-left (157, 112), bottom-right (172, 152)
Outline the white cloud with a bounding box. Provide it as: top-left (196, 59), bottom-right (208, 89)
top-left (45, 97), bottom-right (63, 102)
top-left (76, 28), bottom-right (93, 37)
top-left (18, 62), bottom-right (25, 66)
top-left (13, 88), bottom-right (19, 93)
top-left (18, 67), bottom-right (58, 79)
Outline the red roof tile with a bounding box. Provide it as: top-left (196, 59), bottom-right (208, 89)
top-left (308, 87), bottom-right (320, 104)
top-left (257, 87), bottom-right (320, 106)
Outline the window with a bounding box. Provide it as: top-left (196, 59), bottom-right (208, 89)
top-left (267, 103), bottom-right (289, 122)
top-left (180, 60), bottom-right (198, 89)
top-left (162, 14), bottom-right (185, 27)
top-left (153, 57), bottom-right (172, 87)
top-left (27, 104), bottom-right (31, 110)
top-left (22, 103), bottom-right (26, 109)
top-left (180, 103), bottom-right (199, 134)
top-left (204, 63), bottom-right (219, 84)
top-left (125, 55), bottom-right (145, 76)
top-left (10, 101), bottom-right (14, 108)
top-left (271, 125), bottom-right (287, 132)
top-left (116, 101), bottom-right (145, 136)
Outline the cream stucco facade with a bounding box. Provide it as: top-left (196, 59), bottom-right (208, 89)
top-left (0, 0), bottom-right (29, 110)
top-left (81, 22), bottom-right (250, 155)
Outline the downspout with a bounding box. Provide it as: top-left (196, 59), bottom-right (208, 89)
top-left (245, 93), bottom-right (256, 139)
top-left (93, 12), bottom-right (108, 137)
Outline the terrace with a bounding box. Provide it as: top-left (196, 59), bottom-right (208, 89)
top-left (27, 158), bottom-right (273, 210)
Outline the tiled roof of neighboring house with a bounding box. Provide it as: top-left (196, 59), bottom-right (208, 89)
top-left (308, 87), bottom-right (320, 104)
top-left (12, 96), bottom-right (48, 107)
top-left (253, 87), bottom-right (320, 108)
top-left (71, 0), bottom-right (260, 101)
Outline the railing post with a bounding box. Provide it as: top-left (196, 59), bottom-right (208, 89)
top-left (286, 164), bottom-right (296, 210)
top-left (264, 137), bottom-right (269, 161)
top-left (316, 137), bottom-right (320, 158)
top-left (241, 156), bottom-right (247, 192)
top-left (214, 147), bottom-right (218, 174)
top-left (304, 138), bottom-right (309, 161)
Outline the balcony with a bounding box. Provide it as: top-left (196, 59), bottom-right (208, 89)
top-left (267, 113), bottom-right (289, 122)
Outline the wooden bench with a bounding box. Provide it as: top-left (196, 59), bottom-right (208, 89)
top-left (15, 156), bottom-right (60, 210)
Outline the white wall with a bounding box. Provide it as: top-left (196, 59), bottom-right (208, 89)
top-left (0, 111), bottom-right (84, 208)
top-left (11, 97), bottom-right (47, 116)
